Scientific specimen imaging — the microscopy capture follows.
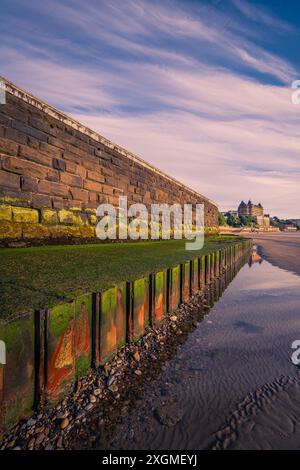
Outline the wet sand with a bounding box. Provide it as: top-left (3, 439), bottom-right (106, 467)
top-left (251, 233), bottom-right (300, 277)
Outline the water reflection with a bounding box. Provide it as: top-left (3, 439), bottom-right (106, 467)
top-left (105, 248), bottom-right (300, 451)
top-left (248, 244), bottom-right (263, 266)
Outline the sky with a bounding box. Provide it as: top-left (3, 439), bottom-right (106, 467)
top-left (1, 0), bottom-right (300, 218)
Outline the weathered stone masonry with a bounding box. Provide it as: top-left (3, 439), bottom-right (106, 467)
top-left (0, 77), bottom-right (218, 244)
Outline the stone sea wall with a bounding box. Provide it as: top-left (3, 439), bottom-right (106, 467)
top-left (0, 77), bottom-right (219, 245)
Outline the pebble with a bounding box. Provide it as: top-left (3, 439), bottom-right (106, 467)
top-left (56, 411), bottom-right (68, 420)
top-left (133, 351), bottom-right (140, 362)
top-left (89, 395), bottom-right (96, 403)
top-left (27, 418), bottom-right (37, 427)
top-left (60, 418), bottom-right (69, 430)
top-left (45, 444), bottom-right (54, 450)
top-left (35, 432), bottom-right (46, 446)
top-left (93, 388), bottom-right (101, 396)
top-left (107, 376), bottom-right (115, 386)
top-left (75, 411), bottom-right (86, 420)
top-left (28, 438), bottom-right (35, 450)
top-left (108, 384), bottom-right (118, 393)
top-left (85, 403), bottom-right (94, 411)
top-left (170, 315), bottom-right (177, 322)
top-left (134, 369), bottom-right (142, 376)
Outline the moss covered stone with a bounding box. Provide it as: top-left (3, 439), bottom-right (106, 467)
top-left (0, 205), bottom-right (12, 222)
top-left (41, 209), bottom-right (58, 225)
top-left (22, 223), bottom-right (50, 239)
top-left (79, 225), bottom-right (95, 238)
top-left (12, 207), bottom-right (39, 224)
top-left (58, 209), bottom-right (84, 226)
top-left (49, 225), bottom-right (82, 238)
top-left (0, 221), bottom-right (22, 239)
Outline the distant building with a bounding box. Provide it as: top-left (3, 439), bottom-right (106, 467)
top-left (256, 215), bottom-right (270, 228)
top-left (290, 219), bottom-right (300, 228)
top-left (279, 223), bottom-right (298, 232)
top-left (238, 200), bottom-right (264, 218)
top-left (238, 200), bottom-right (270, 228)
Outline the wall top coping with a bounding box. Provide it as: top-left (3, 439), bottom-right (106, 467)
top-left (0, 76), bottom-right (218, 209)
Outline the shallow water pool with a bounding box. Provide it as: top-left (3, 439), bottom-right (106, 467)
top-left (105, 250), bottom-right (300, 450)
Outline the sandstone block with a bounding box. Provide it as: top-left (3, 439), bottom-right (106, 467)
top-left (0, 170), bottom-right (20, 190)
top-left (80, 225), bottom-right (95, 238)
top-left (69, 187), bottom-right (89, 203)
top-left (0, 137), bottom-right (19, 156)
top-left (12, 207), bottom-right (39, 224)
top-left (87, 170), bottom-right (104, 183)
top-left (58, 209), bottom-right (83, 225)
top-left (38, 180), bottom-right (70, 198)
top-left (19, 144), bottom-right (52, 167)
top-left (0, 205), bottom-right (12, 221)
top-left (0, 221), bottom-right (22, 238)
top-left (41, 209), bottom-right (58, 224)
top-left (89, 214), bottom-right (97, 225)
top-left (31, 194), bottom-right (52, 208)
top-left (52, 159), bottom-right (66, 171)
top-left (22, 223), bottom-right (50, 239)
top-left (83, 179), bottom-right (102, 192)
top-left (5, 127), bottom-right (27, 145)
top-left (21, 176), bottom-right (38, 192)
top-left (2, 155), bottom-right (56, 181)
top-left (75, 165), bottom-right (87, 179)
top-left (12, 120), bottom-right (47, 141)
top-left (60, 172), bottom-right (82, 188)
top-left (40, 142), bottom-right (62, 159)
top-left (49, 225), bottom-right (82, 238)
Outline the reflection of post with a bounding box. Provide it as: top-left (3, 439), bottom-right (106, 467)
top-left (0, 365), bottom-right (4, 430)
top-left (249, 245), bottom-right (263, 267)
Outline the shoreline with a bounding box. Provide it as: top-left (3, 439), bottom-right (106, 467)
top-left (251, 233), bottom-right (300, 277)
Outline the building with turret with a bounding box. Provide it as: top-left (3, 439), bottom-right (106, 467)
top-left (238, 200), bottom-right (264, 218)
top-left (238, 200), bottom-right (270, 228)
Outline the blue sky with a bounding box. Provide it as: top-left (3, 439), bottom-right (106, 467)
top-left (1, 0), bottom-right (300, 217)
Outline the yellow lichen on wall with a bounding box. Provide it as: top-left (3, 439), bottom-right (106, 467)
top-left (12, 207), bottom-right (39, 224)
top-left (0, 205), bottom-right (12, 222)
top-left (41, 209), bottom-right (58, 225)
top-left (0, 203), bottom-right (219, 243)
top-left (0, 221), bottom-right (22, 238)
top-left (58, 209), bottom-right (85, 226)
top-left (22, 223), bottom-right (50, 239)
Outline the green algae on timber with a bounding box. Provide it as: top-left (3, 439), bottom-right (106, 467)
top-left (100, 284), bottom-right (127, 364)
top-left (0, 312), bottom-right (35, 428)
top-left (49, 302), bottom-right (75, 339)
top-left (0, 236), bottom-right (242, 318)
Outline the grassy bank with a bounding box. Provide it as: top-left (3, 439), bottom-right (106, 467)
top-left (0, 236), bottom-right (242, 318)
